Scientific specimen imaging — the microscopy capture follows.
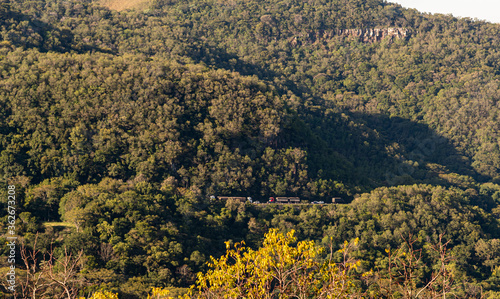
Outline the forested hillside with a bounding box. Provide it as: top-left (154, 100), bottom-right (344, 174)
top-left (1, 0), bottom-right (500, 297)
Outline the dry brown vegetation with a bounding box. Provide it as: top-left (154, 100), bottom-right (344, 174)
top-left (98, 0), bottom-right (151, 11)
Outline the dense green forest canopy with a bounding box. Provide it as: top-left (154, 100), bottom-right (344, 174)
top-left (2, 0), bottom-right (500, 192)
top-left (1, 0), bottom-right (500, 297)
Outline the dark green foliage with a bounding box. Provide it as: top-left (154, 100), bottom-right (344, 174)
top-left (3, 0), bottom-right (500, 190)
top-left (0, 51), bottom-right (294, 196)
top-left (1, 0), bottom-right (500, 297)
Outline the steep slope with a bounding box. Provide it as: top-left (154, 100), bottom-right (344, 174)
top-left (4, 0), bottom-right (500, 193)
top-left (3, 0), bottom-right (500, 297)
top-left (0, 50), bottom-right (302, 196)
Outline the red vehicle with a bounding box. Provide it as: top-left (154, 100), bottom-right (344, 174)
top-left (268, 197), bottom-right (300, 204)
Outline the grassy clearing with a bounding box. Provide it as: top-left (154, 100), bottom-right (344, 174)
top-left (43, 222), bottom-right (76, 228)
top-left (98, 0), bottom-right (151, 11)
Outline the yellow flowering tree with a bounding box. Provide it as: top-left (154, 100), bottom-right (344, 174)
top-left (147, 287), bottom-right (190, 299)
top-left (80, 287), bottom-right (190, 299)
top-left (147, 287), bottom-right (173, 299)
top-left (79, 290), bottom-right (119, 299)
top-left (195, 229), bottom-right (359, 298)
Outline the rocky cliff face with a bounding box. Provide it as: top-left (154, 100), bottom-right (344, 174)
top-left (333, 27), bottom-right (411, 42)
top-left (290, 27), bottom-right (411, 46)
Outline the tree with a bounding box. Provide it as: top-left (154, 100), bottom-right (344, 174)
top-left (364, 234), bottom-right (457, 298)
top-left (194, 228), bottom-right (359, 298)
top-left (17, 234), bottom-right (85, 299)
top-left (79, 290), bottom-right (119, 299)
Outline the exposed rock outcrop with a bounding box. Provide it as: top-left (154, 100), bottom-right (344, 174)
top-left (290, 27), bottom-right (412, 46)
top-left (333, 27), bottom-right (411, 42)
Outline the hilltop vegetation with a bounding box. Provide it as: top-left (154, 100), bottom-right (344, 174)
top-left (2, 0), bottom-right (500, 191)
top-left (1, 0), bottom-right (500, 297)
top-left (99, 0), bottom-right (150, 12)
